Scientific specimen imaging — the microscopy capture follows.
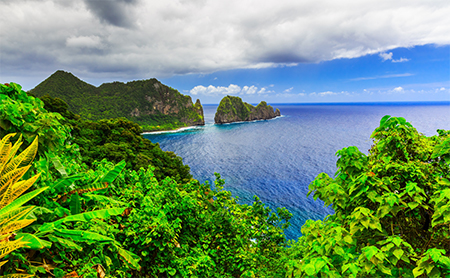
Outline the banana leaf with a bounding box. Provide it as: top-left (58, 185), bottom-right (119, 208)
top-left (101, 160), bottom-right (126, 184)
top-left (38, 207), bottom-right (125, 233)
top-left (15, 233), bottom-right (52, 249)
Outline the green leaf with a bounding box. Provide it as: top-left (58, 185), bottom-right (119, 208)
top-left (304, 264), bottom-right (316, 276)
top-left (101, 160), bottom-right (126, 184)
top-left (69, 193), bottom-right (81, 215)
top-left (16, 233), bottom-right (52, 249)
top-left (0, 187), bottom-right (48, 216)
top-left (393, 249), bottom-right (404, 260)
top-left (39, 207), bottom-right (125, 232)
top-left (47, 234), bottom-right (83, 251)
top-left (52, 174), bottom-right (83, 193)
top-left (54, 228), bottom-right (116, 243)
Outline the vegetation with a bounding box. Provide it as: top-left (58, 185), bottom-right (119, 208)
top-left (214, 95), bottom-right (280, 124)
top-left (285, 115), bottom-right (450, 277)
top-left (1, 80), bottom-right (449, 277)
top-left (29, 70), bottom-right (204, 132)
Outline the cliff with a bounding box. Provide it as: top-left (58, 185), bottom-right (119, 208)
top-left (214, 95), bottom-right (281, 124)
top-left (29, 70), bottom-right (205, 131)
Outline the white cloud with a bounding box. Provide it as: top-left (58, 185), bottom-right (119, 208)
top-left (1, 0), bottom-right (449, 84)
top-left (284, 87), bottom-right (294, 93)
top-left (318, 91), bottom-right (336, 96)
top-left (190, 84), bottom-right (256, 95)
top-left (242, 85), bottom-right (258, 94)
top-left (351, 73), bottom-right (414, 81)
top-left (379, 52), bottom-right (393, 61)
top-left (393, 86), bottom-right (404, 92)
top-left (392, 57), bottom-right (410, 63)
top-left (379, 52), bottom-right (409, 63)
top-left (66, 36), bottom-right (102, 48)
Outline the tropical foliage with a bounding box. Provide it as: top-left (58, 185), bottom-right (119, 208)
top-left (29, 70), bottom-right (204, 131)
top-left (285, 115), bottom-right (450, 277)
top-left (2, 78), bottom-right (449, 277)
top-left (0, 133), bottom-right (47, 278)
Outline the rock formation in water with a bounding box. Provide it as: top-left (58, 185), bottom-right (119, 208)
top-left (214, 95), bottom-right (281, 124)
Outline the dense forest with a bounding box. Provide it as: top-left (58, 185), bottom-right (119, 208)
top-left (29, 71), bottom-right (204, 132)
top-left (0, 82), bottom-right (449, 277)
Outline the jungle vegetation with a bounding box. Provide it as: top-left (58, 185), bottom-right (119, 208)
top-left (0, 81), bottom-right (449, 277)
top-left (29, 70), bottom-right (204, 132)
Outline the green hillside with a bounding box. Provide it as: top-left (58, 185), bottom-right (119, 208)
top-left (29, 70), bottom-right (204, 131)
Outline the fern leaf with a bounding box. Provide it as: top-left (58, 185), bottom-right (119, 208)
top-left (0, 207), bottom-right (34, 228)
top-left (0, 219), bottom-right (35, 235)
top-left (4, 134), bottom-right (23, 171)
top-left (8, 174), bottom-right (41, 208)
top-left (0, 166), bottom-right (30, 197)
top-left (0, 134), bottom-right (15, 171)
top-left (0, 237), bottom-right (29, 259)
top-left (1, 274), bottom-right (35, 278)
top-left (0, 187), bottom-right (48, 217)
top-left (1, 136), bottom-right (37, 176)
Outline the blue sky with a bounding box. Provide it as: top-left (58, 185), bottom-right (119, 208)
top-left (162, 44), bottom-right (450, 103)
top-left (1, 0), bottom-right (449, 104)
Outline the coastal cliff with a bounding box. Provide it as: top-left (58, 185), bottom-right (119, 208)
top-left (29, 70), bottom-right (204, 131)
top-left (214, 95), bottom-right (280, 124)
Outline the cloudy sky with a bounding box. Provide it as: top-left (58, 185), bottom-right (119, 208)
top-left (1, 0), bottom-right (449, 104)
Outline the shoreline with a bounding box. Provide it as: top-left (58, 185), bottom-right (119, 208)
top-left (142, 115), bottom-right (285, 135)
top-left (142, 125), bottom-right (205, 135)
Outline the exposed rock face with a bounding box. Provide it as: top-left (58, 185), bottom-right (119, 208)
top-left (214, 96), bottom-right (281, 124)
top-left (29, 70), bottom-right (205, 129)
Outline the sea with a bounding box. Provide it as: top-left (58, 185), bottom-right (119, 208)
top-left (143, 102), bottom-right (450, 240)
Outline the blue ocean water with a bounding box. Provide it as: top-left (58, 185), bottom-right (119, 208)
top-left (143, 102), bottom-right (450, 240)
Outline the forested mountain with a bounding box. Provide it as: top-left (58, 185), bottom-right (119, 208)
top-left (29, 70), bottom-right (204, 131)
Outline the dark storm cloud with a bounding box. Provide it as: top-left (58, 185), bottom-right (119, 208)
top-left (84, 0), bottom-right (139, 28)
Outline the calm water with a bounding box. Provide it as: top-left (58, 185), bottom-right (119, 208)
top-left (143, 102), bottom-right (450, 240)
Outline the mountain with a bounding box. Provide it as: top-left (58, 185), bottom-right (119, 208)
top-left (214, 95), bottom-right (281, 124)
top-left (29, 70), bottom-right (204, 131)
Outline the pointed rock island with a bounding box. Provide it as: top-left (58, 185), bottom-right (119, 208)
top-left (214, 95), bottom-right (281, 124)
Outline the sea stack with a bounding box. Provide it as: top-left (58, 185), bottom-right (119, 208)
top-left (214, 95), bottom-right (281, 124)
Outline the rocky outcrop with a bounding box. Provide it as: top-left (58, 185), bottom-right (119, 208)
top-left (214, 95), bottom-right (281, 124)
top-left (29, 70), bottom-right (205, 130)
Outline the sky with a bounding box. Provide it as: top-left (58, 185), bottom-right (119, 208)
top-left (0, 0), bottom-right (449, 104)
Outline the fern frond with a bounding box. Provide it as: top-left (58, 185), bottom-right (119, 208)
top-left (0, 206), bottom-right (34, 229)
top-left (0, 219), bottom-right (35, 235)
top-left (1, 136), bottom-right (37, 178)
top-left (4, 134), bottom-right (23, 170)
top-left (9, 174), bottom-right (41, 207)
top-left (0, 237), bottom-right (29, 259)
top-left (0, 133), bottom-right (15, 173)
top-left (0, 166), bottom-right (30, 198)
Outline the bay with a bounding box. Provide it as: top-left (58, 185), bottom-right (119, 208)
top-left (143, 102), bottom-right (450, 240)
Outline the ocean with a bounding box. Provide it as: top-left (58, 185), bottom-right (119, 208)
top-left (143, 102), bottom-right (450, 240)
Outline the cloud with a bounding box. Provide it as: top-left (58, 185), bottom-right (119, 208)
top-left (1, 0), bottom-right (449, 84)
top-left (379, 52), bottom-right (393, 61)
top-left (392, 57), bottom-right (410, 63)
top-left (83, 0), bottom-right (139, 28)
top-left (66, 36), bottom-right (102, 48)
top-left (190, 84), bottom-right (257, 95)
top-left (393, 86), bottom-right (404, 92)
top-left (379, 52), bottom-right (410, 63)
top-left (284, 87), bottom-right (294, 93)
top-left (351, 73), bottom-right (414, 81)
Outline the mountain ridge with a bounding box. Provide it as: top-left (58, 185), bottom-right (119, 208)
top-left (29, 70), bottom-right (204, 131)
